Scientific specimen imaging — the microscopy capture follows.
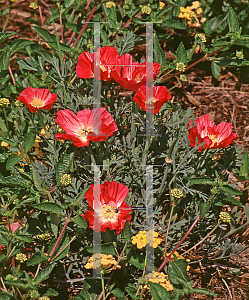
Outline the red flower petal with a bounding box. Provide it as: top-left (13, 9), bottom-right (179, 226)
top-left (83, 181), bottom-right (132, 234)
top-left (55, 108), bottom-right (118, 147)
top-left (188, 114), bottom-right (237, 151)
top-left (17, 87), bottom-right (57, 113)
top-left (133, 86), bottom-right (171, 113)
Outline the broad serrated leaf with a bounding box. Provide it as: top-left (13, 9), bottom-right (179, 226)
top-left (176, 42), bottom-right (187, 63)
top-left (33, 203), bottom-right (64, 216)
top-left (168, 259), bottom-right (190, 285)
top-left (190, 288), bottom-right (217, 296)
top-left (9, 39), bottom-right (35, 54)
top-left (211, 61), bottom-right (221, 79)
top-left (128, 253), bottom-right (145, 270)
top-left (26, 251), bottom-right (48, 266)
top-left (74, 215), bottom-right (87, 229)
top-left (0, 32), bottom-right (16, 44)
top-left (0, 116), bottom-right (7, 132)
top-left (55, 152), bottom-right (74, 182)
top-left (0, 292), bottom-right (15, 300)
top-left (228, 7), bottom-right (239, 33)
top-left (86, 243), bottom-right (116, 256)
top-left (33, 264), bottom-right (54, 285)
top-left (162, 20), bottom-right (187, 30)
top-left (111, 288), bottom-right (125, 298)
top-left (16, 235), bottom-right (32, 243)
top-left (23, 128), bottom-right (37, 153)
top-left (31, 26), bottom-right (71, 53)
top-left (221, 185), bottom-right (242, 196)
top-left (6, 155), bottom-right (22, 170)
top-left (199, 202), bottom-right (211, 217)
top-left (153, 33), bottom-right (166, 69)
top-left (149, 282), bottom-right (170, 300)
top-left (43, 288), bottom-right (59, 297)
top-left (188, 177), bottom-right (213, 185)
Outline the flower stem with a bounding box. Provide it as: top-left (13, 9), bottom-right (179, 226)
top-left (164, 201), bottom-right (175, 256)
top-left (182, 221), bottom-right (220, 255)
top-left (87, 145), bottom-right (96, 165)
top-left (142, 136), bottom-right (151, 169)
top-left (158, 214), bottom-right (200, 272)
top-left (47, 211), bottom-right (72, 265)
top-left (101, 273), bottom-right (106, 300)
top-left (2, 3), bottom-right (11, 33)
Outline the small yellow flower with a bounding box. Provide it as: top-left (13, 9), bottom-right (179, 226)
top-left (1, 141), bottom-right (9, 148)
top-left (30, 290), bottom-right (40, 299)
top-left (190, 1), bottom-right (200, 10)
top-left (15, 253), bottom-right (27, 263)
top-left (236, 50), bottom-right (244, 60)
top-left (170, 188), bottom-right (183, 199)
top-left (15, 100), bottom-right (23, 107)
top-left (39, 297), bottom-right (50, 300)
top-left (60, 174), bottom-right (72, 186)
top-left (159, 2), bottom-right (165, 9)
top-left (106, 1), bottom-right (116, 8)
top-left (180, 74), bottom-right (187, 81)
top-left (200, 17), bottom-right (206, 23)
top-left (195, 33), bottom-right (206, 43)
top-left (146, 271), bottom-right (174, 291)
top-left (38, 233), bottom-right (53, 241)
top-left (0, 98), bottom-right (10, 107)
top-left (84, 254), bottom-right (121, 271)
top-left (141, 5), bottom-right (151, 14)
top-left (29, 2), bottom-right (38, 9)
top-left (45, 43), bottom-right (51, 49)
top-left (176, 62), bottom-right (186, 72)
top-left (219, 211), bottom-right (231, 223)
top-left (131, 230), bottom-right (163, 249)
top-left (9, 0), bottom-right (19, 2)
top-left (196, 7), bottom-right (203, 14)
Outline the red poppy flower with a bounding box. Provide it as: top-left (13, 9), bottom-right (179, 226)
top-left (111, 54), bottom-right (161, 91)
top-left (133, 86), bottom-right (171, 114)
top-left (76, 46), bottom-right (119, 81)
top-left (17, 87), bottom-right (57, 113)
top-left (55, 108), bottom-right (118, 147)
top-left (83, 181), bottom-right (132, 234)
top-left (188, 114), bottom-right (237, 151)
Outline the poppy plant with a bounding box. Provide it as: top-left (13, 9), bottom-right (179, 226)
top-left (111, 54), bottom-right (161, 91)
top-left (83, 181), bottom-right (132, 234)
top-left (76, 46), bottom-right (119, 81)
top-left (133, 86), bottom-right (172, 114)
top-left (55, 107), bottom-right (118, 147)
top-left (17, 87), bottom-right (57, 113)
top-left (188, 114), bottom-right (237, 151)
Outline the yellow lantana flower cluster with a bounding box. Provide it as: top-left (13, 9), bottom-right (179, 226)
top-left (106, 1), bottom-right (116, 8)
top-left (84, 254), bottom-right (121, 271)
top-left (170, 188), bottom-right (184, 198)
top-left (219, 211), bottom-right (231, 223)
top-left (0, 98), bottom-right (10, 106)
top-left (15, 253), bottom-right (27, 263)
top-left (141, 5), bottom-right (151, 14)
top-left (131, 230), bottom-right (164, 249)
top-left (146, 271), bottom-right (174, 291)
top-left (178, 1), bottom-right (206, 27)
top-left (60, 174), bottom-right (72, 186)
top-left (159, 2), bottom-right (165, 9)
top-left (29, 2), bottom-right (38, 9)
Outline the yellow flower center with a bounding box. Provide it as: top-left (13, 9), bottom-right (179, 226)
top-left (31, 98), bottom-right (44, 108)
top-left (208, 134), bottom-right (219, 147)
top-left (135, 74), bottom-right (142, 83)
top-left (100, 65), bottom-right (107, 72)
top-left (101, 205), bottom-right (117, 220)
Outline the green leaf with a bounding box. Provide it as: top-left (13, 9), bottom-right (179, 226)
top-left (221, 185), bottom-right (242, 196)
top-left (190, 287), bottom-right (217, 296)
top-left (128, 253), bottom-right (145, 270)
top-left (111, 288), bottom-right (125, 298)
top-left (0, 32), bottom-right (16, 44)
top-left (9, 39), bottom-right (35, 54)
top-left (74, 215), bottom-right (87, 229)
top-left (162, 20), bottom-right (187, 30)
top-left (26, 252), bottom-right (48, 266)
top-left (0, 116), bottom-right (7, 132)
top-left (168, 259), bottom-right (190, 285)
top-left (5, 280), bottom-right (28, 289)
top-left (33, 203), bottom-right (64, 216)
top-left (228, 7), bottom-right (239, 33)
top-left (241, 149), bottom-right (249, 177)
top-left (0, 49), bottom-right (11, 71)
top-left (55, 152), bottom-right (74, 182)
top-left (176, 42), bottom-right (187, 63)
top-left (123, 220), bottom-right (132, 242)
top-left (32, 165), bottom-right (43, 192)
top-left (16, 235), bottom-right (32, 243)
top-left (0, 254), bottom-right (6, 263)
top-left (6, 155), bottom-right (22, 170)
top-left (199, 202), bottom-right (211, 217)
top-left (86, 243), bottom-right (117, 256)
top-left (43, 288), bottom-right (59, 297)
top-left (153, 33), bottom-right (166, 69)
top-left (31, 26), bottom-right (71, 53)
top-left (48, 234), bottom-right (70, 262)
top-left (0, 292), bottom-right (15, 300)
top-left (23, 128), bottom-right (37, 153)
top-left (188, 177), bottom-right (213, 185)
top-left (33, 264), bottom-right (55, 285)
top-left (149, 282), bottom-right (170, 300)
top-left (211, 61), bottom-right (221, 79)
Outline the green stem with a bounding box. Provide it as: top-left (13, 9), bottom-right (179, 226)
top-left (87, 145), bottom-right (96, 165)
top-left (158, 215), bottom-right (200, 272)
top-left (164, 201), bottom-right (175, 256)
top-left (67, 56), bottom-right (77, 88)
top-left (16, 287), bottom-right (24, 300)
top-left (142, 136), bottom-right (151, 169)
top-left (2, 3), bottom-right (11, 33)
top-left (51, 235), bottom-right (76, 262)
top-left (168, 81), bottom-right (181, 91)
top-left (101, 273), bottom-right (106, 300)
top-left (182, 222), bottom-right (221, 255)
